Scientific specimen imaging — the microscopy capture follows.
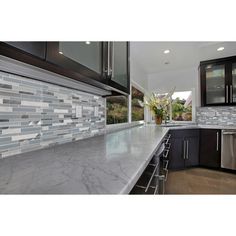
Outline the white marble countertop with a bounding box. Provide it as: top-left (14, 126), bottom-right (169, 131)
top-left (0, 125), bottom-right (169, 194)
top-left (161, 124), bottom-right (236, 130)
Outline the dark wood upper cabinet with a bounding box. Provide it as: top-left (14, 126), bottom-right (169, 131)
top-left (0, 41), bottom-right (130, 95)
top-left (107, 42), bottom-right (130, 94)
top-left (46, 42), bottom-right (105, 84)
top-left (200, 56), bottom-right (236, 106)
top-left (199, 129), bottom-right (221, 168)
top-left (3, 42), bottom-right (46, 59)
top-left (46, 42), bottom-right (130, 94)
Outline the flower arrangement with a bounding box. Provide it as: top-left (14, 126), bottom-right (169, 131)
top-left (143, 88), bottom-right (175, 124)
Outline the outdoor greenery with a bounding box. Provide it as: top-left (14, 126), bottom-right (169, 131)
top-left (131, 86), bottom-right (144, 121)
top-left (106, 96), bottom-right (128, 124)
top-left (171, 97), bottom-right (192, 121)
top-left (106, 88), bottom-right (192, 125)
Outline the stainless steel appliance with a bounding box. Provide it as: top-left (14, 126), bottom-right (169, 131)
top-left (221, 130), bottom-right (236, 170)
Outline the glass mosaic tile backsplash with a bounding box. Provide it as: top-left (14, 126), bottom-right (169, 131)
top-left (196, 106), bottom-right (236, 126)
top-left (0, 71), bottom-right (105, 158)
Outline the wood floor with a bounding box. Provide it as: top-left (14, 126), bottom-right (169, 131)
top-left (165, 168), bottom-right (236, 194)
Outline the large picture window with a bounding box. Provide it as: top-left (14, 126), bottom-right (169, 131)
top-left (131, 86), bottom-right (144, 121)
top-left (106, 96), bottom-right (128, 125)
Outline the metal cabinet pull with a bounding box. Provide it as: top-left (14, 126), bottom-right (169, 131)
top-left (186, 140), bottom-right (189, 160)
top-left (230, 85), bottom-right (233, 103)
top-left (111, 42), bottom-right (114, 78)
top-left (216, 131), bottom-right (219, 152)
top-left (165, 143), bottom-right (171, 150)
top-left (226, 85), bottom-right (229, 103)
top-left (107, 42), bottom-right (111, 76)
top-left (145, 163), bottom-right (159, 192)
top-left (163, 149), bottom-right (169, 158)
top-left (163, 160), bottom-right (169, 170)
top-left (183, 140), bottom-right (186, 159)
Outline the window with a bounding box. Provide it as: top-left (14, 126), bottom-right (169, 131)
top-left (131, 86), bottom-right (144, 121)
top-left (171, 91), bottom-right (192, 122)
top-left (106, 96), bottom-right (128, 125)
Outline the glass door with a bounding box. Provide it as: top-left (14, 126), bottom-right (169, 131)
top-left (59, 42), bottom-right (102, 74)
top-left (205, 64), bottom-right (226, 105)
top-left (231, 63), bottom-right (236, 103)
top-left (108, 42), bottom-right (129, 93)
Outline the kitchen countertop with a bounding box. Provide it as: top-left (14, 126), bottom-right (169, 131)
top-left (162, 124), bottom-right (236, 130)
top-left (0, 125), bottom-right (169, 194)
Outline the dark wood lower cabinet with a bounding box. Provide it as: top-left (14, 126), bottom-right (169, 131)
top-left (168, 129), bottom-right (200, 170)
top-left (185, 136), bottom-right (200, 167)
top-left (168, 137), bottom-right (185, 169)
top-left (199, 129), bottom-right (221, 168)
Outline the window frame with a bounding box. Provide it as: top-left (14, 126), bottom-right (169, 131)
top-left (149, 89), bottom-right (196, 124)
top-left (170, 89), bottom-right (196, 123)
top-left (106, 81), bottom-right (146, 128)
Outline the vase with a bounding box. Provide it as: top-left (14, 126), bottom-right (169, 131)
top-left (155, 116), bottom-right (162, 125)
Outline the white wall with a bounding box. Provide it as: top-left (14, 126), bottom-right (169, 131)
top-left (130, 54), bottom-right (148, 92)
top-left (147, 67), bottom-right (201, 106)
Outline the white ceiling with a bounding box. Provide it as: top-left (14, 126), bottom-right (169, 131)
top-left (130, 42), bottom-right (236, 74)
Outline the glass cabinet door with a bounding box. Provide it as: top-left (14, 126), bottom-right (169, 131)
top-left (232, 63), bottom-right (236, 103)
top-left (111, 42), bottom-right (128, 88)
top-left (59, 42), bottom-right (102, 74)
top-left (205, 64), bottom-right (226, 104)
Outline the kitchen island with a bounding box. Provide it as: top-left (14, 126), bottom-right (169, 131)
top-left (0, 125), bottom-right (169, 194)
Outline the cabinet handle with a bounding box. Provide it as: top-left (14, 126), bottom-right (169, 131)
top-left (216, 132), bottom-right (219, 152)
top-left (230, 85), bottom-right (233, 103)
top-left (186, 140), bottom-right (189, 160)
top-left (111, 42), bottom-right (114, 79)
top-left (183, 140), bottom-right (186, 159)
top-left (107, 42), bottom-right (111, 77)
top-left (226, 85), bottom-right (229, 103)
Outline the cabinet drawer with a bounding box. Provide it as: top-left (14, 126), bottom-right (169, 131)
top-left (170, 129), bottom-right (199, 138)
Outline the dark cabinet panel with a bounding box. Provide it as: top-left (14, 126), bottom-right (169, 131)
top-left (200, 129), bottom-right (221, 168)
top-left (169, 137), bottom-right (185, 169)
top-left (169, 129), bottom-right (199, 170)
top-left (46, 42), bottom-right (105, 83)
top-left (2, 42), bottom-right (46, 59)
top-left (46, 42), bottom-right (130, 95)
top-left (185, 136), bottom-right (199, 167)
top-left (0, 41), bottom-right (130, 95)
top-left (107, 42), bottom-right (130, 94)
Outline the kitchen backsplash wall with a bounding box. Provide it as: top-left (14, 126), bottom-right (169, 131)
top-left (196, 106), bottom-right (236, 126)
top-left (0, 71), bottom-right (105, 158)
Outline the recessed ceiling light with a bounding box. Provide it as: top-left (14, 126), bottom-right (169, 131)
top-left (59, 51), bottom-right (63, 55)
top-left (85, 41), bottom-right (91, 45)
top-left (164, 61), bottom-right (170, 65)
top-left (164, 49), bottom-right (170, 54)
top-left (217, 47), bottom-right (224, 51)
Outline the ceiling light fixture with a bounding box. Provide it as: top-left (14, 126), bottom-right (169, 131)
top-left (59, 51), bottom-right (63, 55)
top-left (85, 41), bottom-right (91, 45)
top-left (164, 49), bottom-right (170, 54)
top-left (217, 47), bottom-right (224, 51)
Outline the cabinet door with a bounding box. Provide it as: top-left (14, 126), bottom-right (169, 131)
top-left (201, 63), bottom-right (227, 106)
top-left (185, 136), bottom-right (199, 167)
top-left (200, 129), bottom-right (221, 168)
top-left (58, 42), bottom-right (102, 74)
top-left (46, 42), bottom-right (105, 83)
top-left (231, 62), bottom-right (236, 103)
top-left (109, 42), bottom-right (130, 94)
top-left (1, 42), bottom-right (46, 59)
top-left (168, 137), bottom-right (185, 170)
